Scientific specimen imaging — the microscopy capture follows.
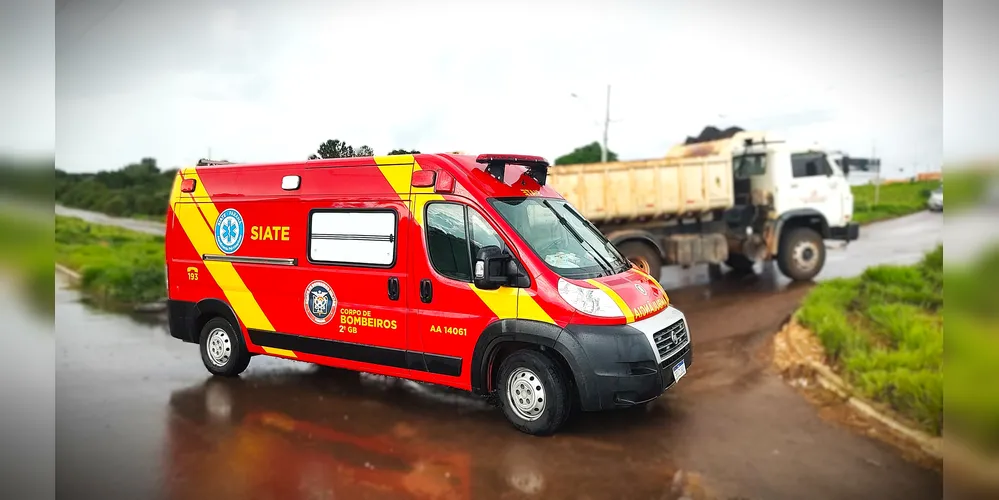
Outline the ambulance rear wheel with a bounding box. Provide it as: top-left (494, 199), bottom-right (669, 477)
top-left (497, 350), bottom-right (571, 436)
top-left (199, 317), bottom-right (251, 377)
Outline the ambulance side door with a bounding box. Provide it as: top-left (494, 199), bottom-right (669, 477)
top-left (409, 195), bottom-right (519, 384)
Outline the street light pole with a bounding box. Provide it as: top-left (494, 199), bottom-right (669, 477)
top-left (602, 84), bottom-right (610, 163)
top-left (872, 142), bottom-right (880, 206)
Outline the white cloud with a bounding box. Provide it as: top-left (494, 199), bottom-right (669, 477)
top-left (54, 0), bottom-right (951, 178)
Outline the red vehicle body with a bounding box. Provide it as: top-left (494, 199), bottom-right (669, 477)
top-left (165, 152), bottom-right (694, 435)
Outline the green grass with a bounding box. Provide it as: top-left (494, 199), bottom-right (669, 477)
top-left (55, 215), bottom-right (165, 306)
top-left (797, 246), bottom-right (943, 436)
top-left (0, 209), bottom-right (54, 315)
top-left (944, 244), bottom-right (999, 456)
top-left (943, 168), bottom-right (993, 212)
top-left (850, 180), bottom-right (939, 224)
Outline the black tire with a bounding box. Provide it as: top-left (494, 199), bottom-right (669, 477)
top-left (725, 252), bottom-right (756, 273)
top-left (617, 240), bottom-right (663, 282)
top-left (776, 227), bottom-right (826, 281)
top-left (199, 317), bottom-right (252, 377)
top-left (497, 350), bottom-right (572, 436)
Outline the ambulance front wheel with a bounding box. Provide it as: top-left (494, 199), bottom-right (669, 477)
top-left (199, 317), bottom-right (251, 377)
top-left (497, 349), bottom-right (572, 436)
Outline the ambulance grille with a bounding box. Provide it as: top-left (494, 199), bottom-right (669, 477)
top-left (653, 319), bottom-right (689, 360)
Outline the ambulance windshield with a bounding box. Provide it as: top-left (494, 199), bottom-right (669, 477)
top-left (490, 198), bottom-right (631, 279)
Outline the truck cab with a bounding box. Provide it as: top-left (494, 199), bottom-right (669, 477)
top-left (728, 136), bottom-right (859, 280)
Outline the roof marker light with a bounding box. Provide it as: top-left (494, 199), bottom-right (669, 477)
top-left (411, 170), bottom-right (436, 188)
top-left (180, 178), bottom-right (197, 193)
top-left (435, 171), bottom-right (455, 193)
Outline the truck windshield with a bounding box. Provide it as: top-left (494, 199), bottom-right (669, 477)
top-left (490, 198), bottom-right (631, 279)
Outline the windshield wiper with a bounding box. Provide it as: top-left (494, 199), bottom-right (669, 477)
top-left (560, 202), bottom-right (631, 273)
top-left (542, 199), bottom-right (615, 277)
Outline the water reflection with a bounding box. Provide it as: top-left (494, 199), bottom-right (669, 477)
top-left (164, 367), bottom-right (706, 500)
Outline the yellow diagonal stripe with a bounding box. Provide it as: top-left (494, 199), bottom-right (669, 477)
top-left (373, 155), bottom-right (416, 196)
top-left (262, 346), bottom-right (297, 358)
top-left (468, 285), bottom-right (518, 319)
top-left (516, 290), bottom-right (556, 324)
top-left (586, 279), bottom-right (636, 323)
top-left (171, 170), bottom-right (274, 332)
top-left (630, 267), bottom-right (669, 305)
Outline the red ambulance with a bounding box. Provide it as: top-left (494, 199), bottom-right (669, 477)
top-left (165, 153), bottom-right (693, 435)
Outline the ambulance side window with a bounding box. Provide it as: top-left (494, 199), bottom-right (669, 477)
top-left (308, 209), bottom-right (398, 267)
top-left (425, 203), bottom-right (472, 281)
top-left (468, 210), bottom-right (506, 258)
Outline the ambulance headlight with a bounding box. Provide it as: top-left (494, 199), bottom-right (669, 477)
top-left (557, 278), bottom-right (624, 318)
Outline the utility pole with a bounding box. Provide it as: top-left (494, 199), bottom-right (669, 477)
top-left (602, 84), bottom-right (610, 163)
top-left (872, 142), bottom-right (880, 206)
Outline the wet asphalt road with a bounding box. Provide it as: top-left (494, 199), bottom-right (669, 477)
top-left (56, 204), bottom-right (166, 236)
top-left (56, 210), bottom-right (943, 500)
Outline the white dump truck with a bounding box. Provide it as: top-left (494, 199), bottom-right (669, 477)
top-left (546, 131), bottom-right (860, 282)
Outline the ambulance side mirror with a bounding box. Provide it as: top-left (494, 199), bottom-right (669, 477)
top-left (474, 246), bottom-right (511, 290)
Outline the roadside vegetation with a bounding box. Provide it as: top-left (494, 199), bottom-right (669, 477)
top-left (850, 180), bottom-right (939, 224)
top-left (56, 158), bottom-right (176, 218)
top-left (944, 244), bottom-right (999, 456)
top-left (0, 208), bottom-right (53, 315)
top-left (796, 245), bottom-right (943, 436)
top-left (943, 167), bottom-right (994, 212)
top-left (56, 215), bottom-right (165, 306)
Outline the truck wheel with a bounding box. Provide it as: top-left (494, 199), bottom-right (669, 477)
top-left (199, 317), bottom-right (252, 377)
top-left (497, 350), bottom-right (571, 436)
top-left (777, 227), bottom-right (825, 281)
top-left (725, 253), bottom-right (756, 273)
top-left (618, 241), bottom-right (662, 282)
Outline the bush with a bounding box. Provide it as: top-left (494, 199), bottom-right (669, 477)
top-left (56, 216), bottom-right (165, 306)
top-left (796, 245), bottom-right (943, 435)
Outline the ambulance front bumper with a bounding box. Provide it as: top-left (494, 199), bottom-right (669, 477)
top-left (559, 305), bottom-right (693, 412)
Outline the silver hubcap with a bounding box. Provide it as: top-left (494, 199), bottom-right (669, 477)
top-left (507, 368), bottom-right (546, 421)
top-left (792, 240), bottom-right (820, 273)
top-left (206, 328), bottom-right (231, 366)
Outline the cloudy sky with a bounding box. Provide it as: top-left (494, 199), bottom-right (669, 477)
top-left (48, 0), bottom-right (964, 176)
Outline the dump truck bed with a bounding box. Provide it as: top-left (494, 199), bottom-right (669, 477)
top-left (547, 150), bottom-right (738, 224)
top-left (546, 131), bottom-right (773, 223)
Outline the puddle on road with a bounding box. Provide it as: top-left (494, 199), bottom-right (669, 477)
top-left (165, 368), bottom-right (721, 500)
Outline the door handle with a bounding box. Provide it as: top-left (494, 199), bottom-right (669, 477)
top-left (387, 277), bottom-right (399, 301)
top-left (420, 279), bottom-right (433, 303)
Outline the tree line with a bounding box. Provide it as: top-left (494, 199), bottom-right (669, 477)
top-left (54, 138), bottom-right (617, 218)
top-left (56, 158), bottom-right (176, 217)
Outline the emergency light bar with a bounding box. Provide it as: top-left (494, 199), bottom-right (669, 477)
top-left (475, 154), bottom-right (550, 186)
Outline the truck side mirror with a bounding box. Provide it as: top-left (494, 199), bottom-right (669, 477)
top-left (474, 246), bottom-right (510, 290)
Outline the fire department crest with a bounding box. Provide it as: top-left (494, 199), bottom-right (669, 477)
top-left (304, 280), bottom-right (337, 325)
